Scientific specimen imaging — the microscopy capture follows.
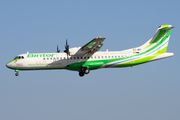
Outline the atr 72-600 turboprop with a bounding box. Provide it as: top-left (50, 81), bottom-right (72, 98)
top-left (6, 25), bottom-right (174, 77)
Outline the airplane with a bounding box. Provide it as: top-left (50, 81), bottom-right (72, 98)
top-left (6, 25), bottom-right (174, 77)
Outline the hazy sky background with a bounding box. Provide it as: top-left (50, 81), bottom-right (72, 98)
top-left (1, 0), bottom-right (180, 120)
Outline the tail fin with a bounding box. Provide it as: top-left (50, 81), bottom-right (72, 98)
top-left (139, 25), bottom-right (174, 53)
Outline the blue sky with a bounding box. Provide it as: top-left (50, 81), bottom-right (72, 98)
top-left (1, 0), bottom-right (180, 120)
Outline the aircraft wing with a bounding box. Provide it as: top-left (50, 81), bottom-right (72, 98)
top-left (81, 37), bottom-right (106, 53)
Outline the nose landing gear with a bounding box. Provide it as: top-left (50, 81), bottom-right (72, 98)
top-left (15, 72), bottom-right (19, 76)
top-left (15, 70), bottom-right (19, 76)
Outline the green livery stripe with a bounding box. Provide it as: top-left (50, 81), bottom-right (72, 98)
top-left (103, 30), bottom-right (171, 68)
top-left (152, 30), bottom-right (166, 43)
top-left (65, 61), bottom-right (105, 71)
top-left (111, 46), bottom-right (168, 68)
top-left (161, 25), bottom-right (171, 29)
top-left (124, 46), bottom-right (168, 67)
top-left (145, 30), bottom-right (166, 49)
top-left (7, 59), bottom-right (20, 64)
top-left (132, 46), bottom-right (168, 66)
top-left (131, 30), bottom-right (171, 58)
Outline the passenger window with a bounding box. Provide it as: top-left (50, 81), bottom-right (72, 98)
top-left (102, 56), bottom-right (103, 58)
top-left (74, 57), bottom-right (76, 59)
top-left (91, 56), bottom-right (93, 59)
top-left (47, 58), bottom-right (49, 60)
top-left (88, 57), bottom-right (90, 59)
top-left (112, 56), bottom-right (113, 58)
top-left (84, 57), bottom-right (86, 59)
top-left (43, 58), bottom-right (45, 60)
top-left (50, 58), bottom-right (52, 60)
top-left (105, 56), bottom-right (107, 58)
top-left (108, 56), bottom-right (110, 58)
top-left (98, 56), bottom-right (100, 59)
top-left (94, 56), bottom-right (96, 59)
top-left (77, 57), bottom-right (79, 59)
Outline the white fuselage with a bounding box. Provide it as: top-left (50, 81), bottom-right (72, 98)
top-left (7, 49), bottom-right (174, 71)
top-left (7, 50), bottom-right (132, 70)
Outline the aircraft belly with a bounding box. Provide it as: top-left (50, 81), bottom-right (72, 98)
top-left (65, 61), bottom-right (105, 71)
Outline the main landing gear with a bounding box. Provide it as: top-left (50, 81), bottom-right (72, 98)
top-left (15, 70), bottom-right (19, 76)
top-left (79, 66), bottom-right (90, 77)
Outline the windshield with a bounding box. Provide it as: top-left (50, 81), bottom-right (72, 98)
top-left (14, 56), bottom-right (24, 59)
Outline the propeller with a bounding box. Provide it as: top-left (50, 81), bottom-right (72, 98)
top-left (57, 45), bottom-right (60, 53)
top-left (64, 39), bottom-right (70, 56)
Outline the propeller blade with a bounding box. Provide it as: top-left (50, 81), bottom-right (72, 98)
top-left (66, 39), bottom-right (68, 46)
top-left (57, 45), bottom-right (60, 53)
top-left (64, 39), bottom-right (70, 55)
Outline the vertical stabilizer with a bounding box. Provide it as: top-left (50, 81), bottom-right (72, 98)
top-left (139, 25), bottom-right (174, 53)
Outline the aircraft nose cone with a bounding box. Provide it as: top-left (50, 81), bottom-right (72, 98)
top-left (6, 63), bottom-right (10, 68)
top-left (6, 61), bottom-right (13, 68)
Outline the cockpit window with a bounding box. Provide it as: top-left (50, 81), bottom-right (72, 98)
top-left (14, 56), bottom-right (18, 59)
top-left (14, 56), bottom-right (24, 59)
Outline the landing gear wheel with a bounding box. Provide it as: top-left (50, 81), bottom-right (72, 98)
top-left (85, 69), bottom-right (90, 74)
top-left (79, 65), bottom-right (90, 77)
top-left (15, 72), bottom-right (19, 76)
top-left (79, 72), bottom-right (85, 77)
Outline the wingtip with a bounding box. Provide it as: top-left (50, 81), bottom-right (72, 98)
top-left (95, 37), bottom-right (106, 39)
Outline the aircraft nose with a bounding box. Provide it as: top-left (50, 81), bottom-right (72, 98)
top-left (6, 61), bottom-right (13, 68)
top-left (6, 62), bottom-right (10, 68)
